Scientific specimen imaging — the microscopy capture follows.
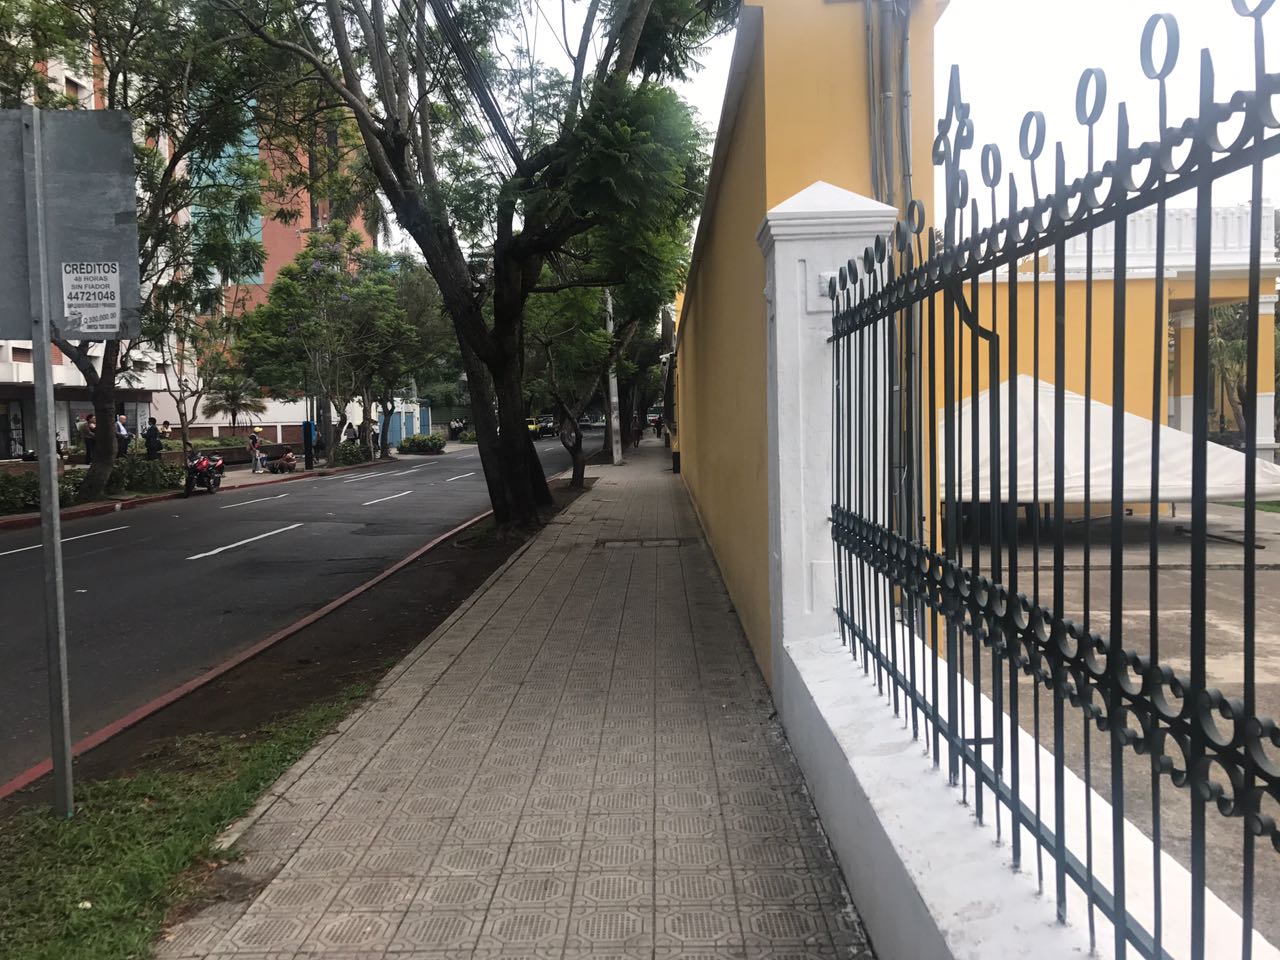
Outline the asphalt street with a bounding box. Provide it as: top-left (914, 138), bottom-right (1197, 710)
top-left (0, 440), bottom-right (574, 786)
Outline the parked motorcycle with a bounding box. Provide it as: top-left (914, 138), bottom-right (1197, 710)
top-left (184, 451), bottom-right (224, 497)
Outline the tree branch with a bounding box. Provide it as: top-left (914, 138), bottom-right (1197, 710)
top-left (529, 275), bottom-right (625, 295)
top-left (565, 0), bottom-right (602, 127)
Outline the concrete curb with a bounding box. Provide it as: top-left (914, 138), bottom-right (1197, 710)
top-left (0, 457), bottom-right (409, 532)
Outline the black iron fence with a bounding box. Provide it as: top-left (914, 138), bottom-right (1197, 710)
top-left (831, 5), bottom-right (1280, 958)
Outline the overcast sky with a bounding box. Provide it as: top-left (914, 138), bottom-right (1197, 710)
top-left (675, 0), bottom-right (1276, 218)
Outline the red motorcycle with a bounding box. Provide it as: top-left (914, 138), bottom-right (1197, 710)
top-left (184, 451), bottom-right (224, 497)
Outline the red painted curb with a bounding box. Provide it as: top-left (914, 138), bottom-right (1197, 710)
top-left (0, 507), bottom-right (492, 801)
top-left (0, 458), bottom-right (407, 532)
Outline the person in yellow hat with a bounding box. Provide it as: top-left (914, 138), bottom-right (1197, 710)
top-left (247, 426), bottom-right (266, 473)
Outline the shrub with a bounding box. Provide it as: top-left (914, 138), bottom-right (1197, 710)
top-left (460, 431), bottom-right (478, 444)
top-left (0, 472), bottom-right (82, 515)
top-left (397, 433), bottom-right (446, 454)
top-left (161, 436), bottom-right (226, 452)
top-left (106, 456), bottom-right (185, 495)
top-left (331, 440), bottom-right (373, 466)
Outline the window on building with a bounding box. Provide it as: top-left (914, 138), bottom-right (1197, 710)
top-left (65, 78), bottom-right (81, 103)
top-left (13, 347), bottom-right (32, 364)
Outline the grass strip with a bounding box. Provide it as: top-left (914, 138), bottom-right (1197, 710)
top-left (1224, 501), bottom-right (1280, 513)
top-left (0, 685), bottom-right (367, 960)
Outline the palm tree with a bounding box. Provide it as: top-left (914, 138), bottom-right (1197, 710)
top-left (202, 375), bottom-right (268, 434)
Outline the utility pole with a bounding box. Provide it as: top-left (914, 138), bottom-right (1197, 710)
top-left (21, 107), bottom-right (73, 818)
top-left (605, 288), bottom-right (623, 465)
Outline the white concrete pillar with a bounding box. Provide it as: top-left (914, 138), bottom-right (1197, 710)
top-left (756, 181), bottom-right (898, 697)
top-left (1170, 308), bottom-right (1195, 431)
top-left (1258, 294), bottom-right (1277, 460)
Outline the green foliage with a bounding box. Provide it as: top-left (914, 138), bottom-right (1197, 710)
top-left (201, 375), bottom-right (269, 432)
top-left (331, 441), bottom-right (374, 466)
top-left (460, 431), bottom-right (479, 444)
top-left (0, 0), bottom-right (86, 108)
top-left (0, 473), bottom-right (81, 515)
top-left (397, 433), bottom-right (447, 454)
top-left (161, 436), bottom-right (227, 452)
top-left (105, 457), bottom-right (185, 495)
top-left (237, 222), bottom-right (412, 421)
top-left (0, 687), bottom-right (366, 960)
top-left (626, 0), bottom-right (742, 83)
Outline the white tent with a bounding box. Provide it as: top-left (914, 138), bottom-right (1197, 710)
top-left (938, 375), bottom-right (1280, 503)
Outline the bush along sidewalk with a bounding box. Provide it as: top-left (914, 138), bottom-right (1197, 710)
top-left (396, 433), bottom-right (446, 454)
top-left (0, 685), bottom-right (368, 960)
top-left (330, 439), bottom-right (374, 466)
top-left (0, 456), bottom-right (187, 517)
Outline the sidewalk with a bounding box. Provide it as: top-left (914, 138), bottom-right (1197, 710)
top-left (160, 440), bottom-right (873, 960)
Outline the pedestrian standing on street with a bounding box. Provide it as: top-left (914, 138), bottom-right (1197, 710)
top-left (116, 413), bottom-right (130, 457)
top-left (143, 417), bottom-right (163, 461)
top-left (76, 414), bottom-right (93, 464)
top-left (247, 427), bottom-right (265, 473)
top-left (160, 420), bottom-right (172, 439)
top-left (630, 413), bottom-right (643, 448)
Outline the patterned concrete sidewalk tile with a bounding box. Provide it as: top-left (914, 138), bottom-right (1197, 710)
top-left (476, 908), bottom-right (571, 951)
top-left (390, 910), bottom-right (485, 952)
top-left (157, 442), bottom-right (874, 959)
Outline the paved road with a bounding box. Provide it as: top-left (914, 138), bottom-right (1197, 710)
top-left (0, 440), bottom-right (574, 786)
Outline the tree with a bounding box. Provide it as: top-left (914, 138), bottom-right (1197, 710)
top-left (369, 254), bottom-right (449, 458)
top-left (50, 0), bottom-right (318, 500)
top-left (143, 147), bottom-right (268, 449)
top-left (0, 0), bottom-right (86, 108)
top-left (238, 221), bottom-right (412, 457)
top-left (1208, 304), bottom-right (1249, 437)
top-left (201, 373), bottom-right (268, 432)
top-left (219, 0), bottom-right (731, 526)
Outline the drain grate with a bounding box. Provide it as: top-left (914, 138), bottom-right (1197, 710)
top-left (597, 537), bottom-right (696, 548)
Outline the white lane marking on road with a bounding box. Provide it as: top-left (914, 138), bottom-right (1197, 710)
top-left (0, 525), bottom-right (131, 558)
top-left (220, 493), bottom-right (290, 510)
top-left (445, 472), bottom-right (476, 482)
top-left (186, 523), bottom-right (303, 560)
top-left (390, 464), bottom-right (433, 475)
top-left (362, 490), bottom-right (414, 507)
top-left (341, 471), bottom-right (392, 483)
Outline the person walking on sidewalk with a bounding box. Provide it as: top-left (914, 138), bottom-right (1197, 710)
top-left (143, 417), bottom-right (163, 461)
top-left (115, 414), bottom-right (131, 457)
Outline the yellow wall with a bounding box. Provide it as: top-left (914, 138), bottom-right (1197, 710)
top-left (676, 0), bottom-right (938, 685)
top-left (760, 0), bottom-right (937, 214)
top-left (676, 23), bottom-right (771, 678)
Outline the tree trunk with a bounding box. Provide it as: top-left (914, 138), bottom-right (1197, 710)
top-left (560, 418), bottom-right (586, 489)
top-left (360, 392), bottom-right (374, 459)
top-left (379, 400), bottom-right (394, 458)
top-left (458, 336), bottom-right (510, 522)
top-left (493, 359), bottom-right (543, 527)
top-left (82, 341), bottom-right (121, 500)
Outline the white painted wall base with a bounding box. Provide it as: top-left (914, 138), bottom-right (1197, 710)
top-left (778, 633), bottom-right (1093, 960)
top-left (779, 626), bottom-right (1280, 960)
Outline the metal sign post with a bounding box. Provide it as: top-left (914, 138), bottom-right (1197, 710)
top-left (605, 289), bottom-right (623, 465)
top-left (4, 106), bottom-right (141, 818)
top-left (21, 107), bottom-right (74, 818)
